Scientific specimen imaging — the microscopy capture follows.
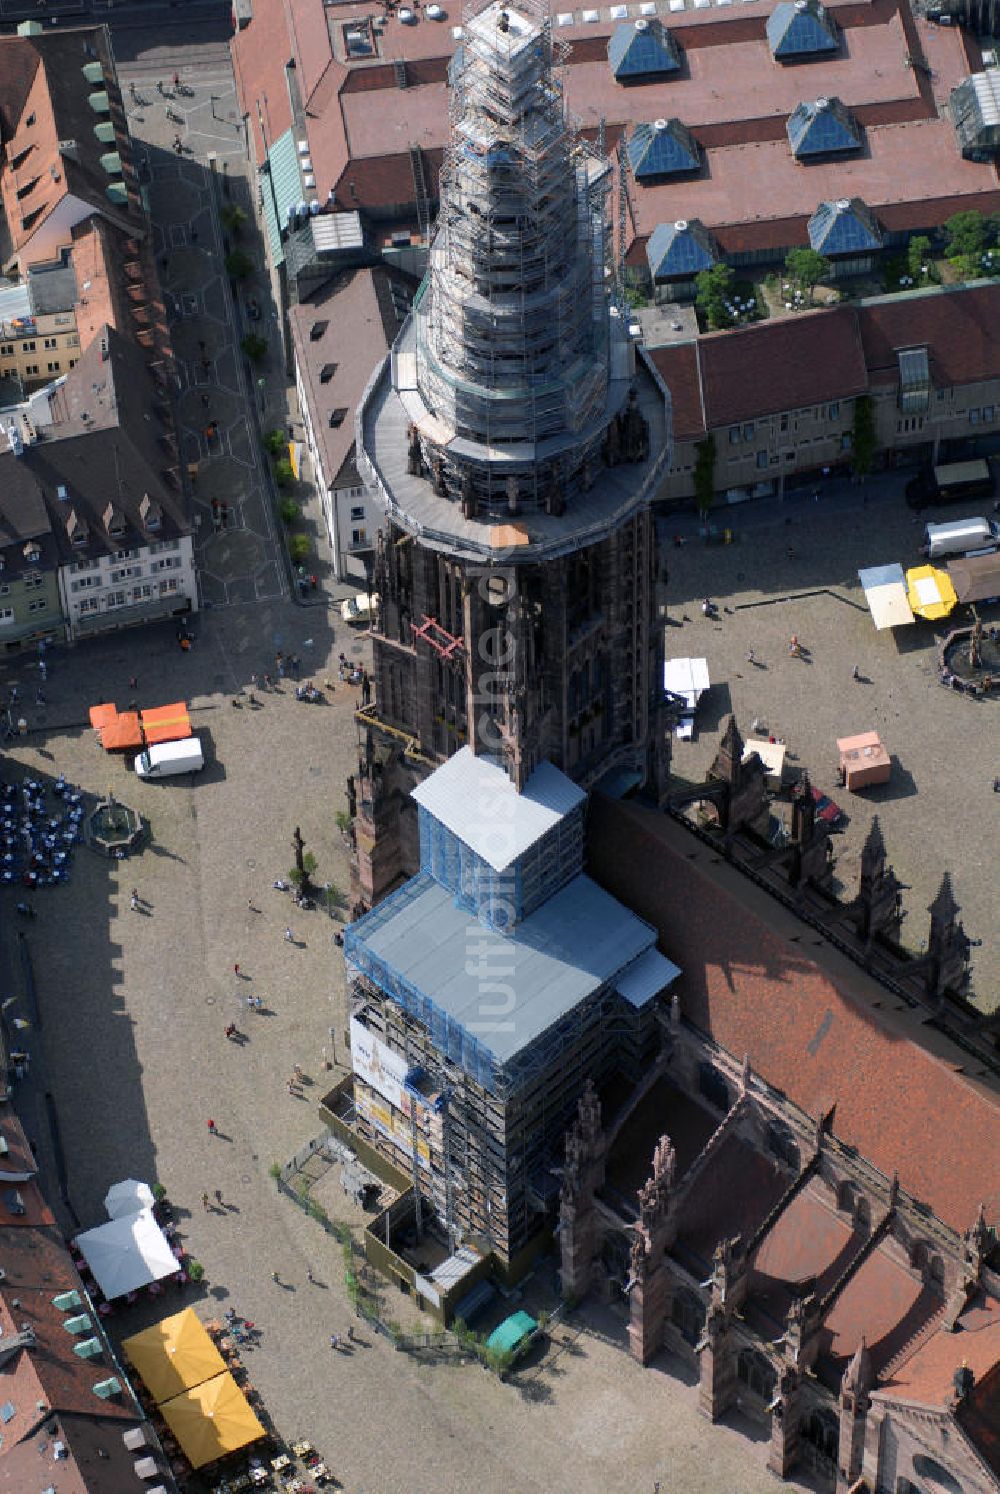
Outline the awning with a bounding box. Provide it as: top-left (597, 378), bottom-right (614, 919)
top-left (615, 946), bottom-right (682, 1008)
top-left (123, 1309), bottom-right (226, 1405)
top-left (104, 1179), bottom-right (155, 1220)
top-left (159, 1372), bottom-right (266, 1468)
top-left (906, 564), bottom-right (958, 621)
top-left (76, 1210), bottom-right (178, 1300)
top-left (947, 552), bottom-right (1000, 604)
top-left (664, 655), bottom-right (710, 708)
top-left (858, 564), bottom-right (915, 629)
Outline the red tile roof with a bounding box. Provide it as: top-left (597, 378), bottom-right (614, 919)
top-left (674, 1131), bottom-right (786, 1265)
top-left (231, 0), bottom-right (296, 166)
top-left (751, 1182), bottom-right (863, 1327)
top-left (698, 307), bottom-right (868, 427)
top-left (817, 1247), bottom-right (941, 1388)
top-left (605, 1076), bottom-right (717, 1202)
top-left (649, 343), bottom-right (705, 442)
top-left (586, 799), bottom-right (1000, 1235)
top-left (858, 283), bottom-right (1000, 390)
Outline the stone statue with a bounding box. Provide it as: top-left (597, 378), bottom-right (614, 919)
top-left (621, 388), bottom-right (649, 463)
top-left (630, 1233), bottom-right (646, 1285)
top-left (431, 454), bottom-right (448, 497)
top-left (506, 475), bottom-right (519, 514)
top-left (406, 424), bottom-right (423, 477)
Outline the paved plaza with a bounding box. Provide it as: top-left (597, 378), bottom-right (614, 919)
top-left (658, 487), bottom-right (999, 1006)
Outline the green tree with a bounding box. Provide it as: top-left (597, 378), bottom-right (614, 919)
top-left (693, 435), bottom-right (716, 519)
top-left (784, 247), bottom-right (829, 303)
top-left (906, 235), bottom-right (932, 282)
top-left (288, 533), bottom-right (311, 564)
top-left (274, 457), bottom-right (295, 488)
top-left (263, 428), bottom-right (287, 456)
top-left (221, 202), bottom-right (248, 236)
top-left (850, 394), bottom-right (876, 477)
top-left (225, 247), bottom-right (253, 281)
top-left (944, 210), bottom-right (986, 260)
top-left (695, 264), bottom-right (735, 330)
top-left (279, 497), bottom-right (300, 526)
top-left (289, 850), bottom-right (318, 891)
top-left (241, 332), bottom-right (267, 362)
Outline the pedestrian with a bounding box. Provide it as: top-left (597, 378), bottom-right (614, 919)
top-left (247, 897), bottom-right (256, 913)
top-left (157, 79), bottom-right (164, 96)
top-left (852, 663), bottom-right (860, 681)
top-left (35, 689), bottom-right (45, 706)
top-left (277, 656), bottom-right (285, 679)
top-left (250, 673), bottom-right (259, 692)
top-left (130, 893), bottom-right (139, 912)
top-left (207, 1118), bottom-right (217, 1135)
top-left (234, 962), bottom-right (241, 978)
top-left (306, 1267), bottom-right (315, 1284)
top-left (263, 673), bottom-right (273, 690)
top-left (225, 1022), bottom-right (237, 1040)
top-left (202, 1192), bottom-right (211, 1210)
top-left (347, 1324), bottom-right (355, 1342)
top-left (173, 71), bottom-right (180, 88)
top-left (214, 1188), bottom-right (223, 1206)
top-left (271, 1270), bottom-right (279, 1284)
top-left (747, 647), bottom-right (755, 665)
top-left (330, 1333), bottom-right (340, 1351)
top-left (286, 1080), bottom-right (296, 1096)
top-left (200, 393), bottom-right (210, 408)
top-left (284, 926), bottom-right (294, 943)
top-left (129, 675), bottom-right (138, 690)
top-left (131, 887), bottom-right (140, 903)
top-left (293, 1063), bottom-right (304, 1081)
top-left (38, 660), bottom-right (47, 681)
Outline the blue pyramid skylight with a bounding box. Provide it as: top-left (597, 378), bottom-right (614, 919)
top-left (609, 18), bottom-right (681, 81)
top-left (787, 96), bottom-right (863, 157)
top-left (808, 197), bottom-right (883, 255)
top-left (767, 0), bottom-right (839, 60)
top-left (628, 119), bottom-right (700, 180)
top-left (647, 219), bottom-right (719, 280)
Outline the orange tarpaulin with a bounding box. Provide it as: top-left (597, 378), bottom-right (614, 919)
top-left (90, 702), bottom-right (192, 751)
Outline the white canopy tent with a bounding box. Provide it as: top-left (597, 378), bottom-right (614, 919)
top-left (858, 564), bottom-right (915, 630)
top-left (104, 1179), bottom-right (155, 1220)
top-left (664, 657), bottom-right (710, 739)
top-left (76, 1209), bottom-right (178, 1300)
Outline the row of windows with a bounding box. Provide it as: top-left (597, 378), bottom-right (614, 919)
top-left (78, 578), bottom-right (180, 614)
top-left (71, 541), bottom-right (181, 577)
top-left (727, 403), bottom-right (842, 446)
top-left (0, 598), bottom-right (49, 623)
top-left (0, 573), bottom-right (44, 596)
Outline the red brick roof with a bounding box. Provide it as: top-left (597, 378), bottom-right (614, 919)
top-left (818, 1248), bottom-right (941, 1389)
top-left (649, 343), bottom-right (705, 442)
top-left (674, 1131), bottom-right (786, 1265)
top-left (751, 1182), bottom-right (862, 1327)
top-left (698, 307), bottom-right (868, 427)
top-left (587, 799), bottom-right (1000, 1235)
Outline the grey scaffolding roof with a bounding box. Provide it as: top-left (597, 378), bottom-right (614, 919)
top-left (411, 746), bottom-right (586, 871)
top-left (345, 871), bottom-right (657, 1069)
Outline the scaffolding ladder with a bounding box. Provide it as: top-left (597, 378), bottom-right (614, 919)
top-left (409, 145), bottom-right (431, 237)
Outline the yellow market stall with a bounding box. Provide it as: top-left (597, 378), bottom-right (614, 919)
top-left (159, 1371), bottom-right (266, 1469)
top-left (123, 1308), bottom-right (226, 1405)
top-left (905, 564), bottom-right (958, 622)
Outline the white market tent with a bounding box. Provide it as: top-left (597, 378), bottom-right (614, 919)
top-left (664, 657), bottom-right (711, 738)
top-left (104, 1179), bottom-right (155, 1220)
top-left (76, 1209), bottom-right (178, 1300)
top-left (858, 564), bottom-right (915, 630)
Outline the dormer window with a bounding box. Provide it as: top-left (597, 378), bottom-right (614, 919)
top-left (103, 502), bottom-right (126, 538)
top-left (66, 510), bottom-right (89, 548)
top-left (22, 542), bottom-right (40, 564)
top-left (139, 494), bottom-right (163, 531)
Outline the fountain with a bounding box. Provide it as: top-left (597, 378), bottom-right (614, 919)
top-left (938, 609), bottom-right (1000, 698)
top-left (86, 787), bottom-right (145, 859)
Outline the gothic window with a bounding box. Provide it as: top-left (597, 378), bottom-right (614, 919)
top-left (911, 1453), bottom-right (965, 1493)
top-left (671, 1288), bottom-right (706, 1347)
top-left (802, 1406), bottom-right (838, 1463)
top-left (698, 1062), bottom-right (730, 1112)
top-left (836, 1180), bottom-right (855, 1213)
top-left (737, 1347), bottom-right (776, 1403)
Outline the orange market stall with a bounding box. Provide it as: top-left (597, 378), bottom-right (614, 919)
top-left (836, 731), bottom-right (891, 791)
top-left (159, 1371), bottom-right (266, 1469)
top-left (90, 702), bottom-right (191, 752)
top-left (123, 1309), bottom-right (226, 1406)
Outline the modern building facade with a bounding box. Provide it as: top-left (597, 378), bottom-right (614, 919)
top-left (350, 0), bottom-right (672, 906)
top-left (345, 747), bottom-right (680, 1266)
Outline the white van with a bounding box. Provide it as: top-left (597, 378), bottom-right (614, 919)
top-left (134, 737), bottom-right (205, 780)
top-left (923, 517), bottom-right (997, 561)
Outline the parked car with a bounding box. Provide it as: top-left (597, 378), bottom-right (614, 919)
top-left (811, 784), bottom-right (846, 829)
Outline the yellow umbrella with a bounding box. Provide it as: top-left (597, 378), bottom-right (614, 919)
top-left (123, 1308), bottom-right (226, 1405)
top-left (905, 564), bottom-right (958, 622)
top-left (159, 1371), bottom-right (266, 1469)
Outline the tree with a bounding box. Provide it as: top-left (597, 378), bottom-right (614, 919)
top-left (263, 428), bottom-right (286, 456)
top-left (693, 435), bottom-right (716, 519)
top-left (695, 264), bottom-right (734, 330)
top-left (944, 210), bottom-right (986, 260)
top-left (906, 235), bottom-right (932, 282)
top-left (274, 457), bottom-right (295, 488)
top-left (289, 850), bottom-right (318, 891)
top-left (279, 497), bottom-right (300, 526)
top-left (225, 247), bottom-right (253, 281)
top-left (288, 532), bottom-right (311, 564)
top-left (850, 394), bottom-right (876, 477)
top-left (241, 332), bottom-right (267, 362)
top-left (784, 247), bottom-right (829, 303)
top-left (221, 202), bottom-right (248, 236)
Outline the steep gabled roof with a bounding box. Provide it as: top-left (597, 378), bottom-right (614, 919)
top-left (608, 18), bottom-right (681, 81)
top-left (808, 196), bottom-right (883, 255)
top-left (646, 217), bottom-right (717, 279)
top-left (767, 0), bottom-right (839, 60)
top-left (628, 119), bottom-right (700, 180)
top-left (787, 96), bottom-right (863, 158)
